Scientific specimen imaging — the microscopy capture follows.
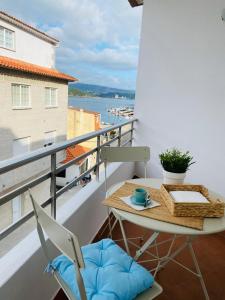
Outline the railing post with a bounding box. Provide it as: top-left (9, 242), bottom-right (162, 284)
top-left (0, 119), bottom-right (137, 241)
top-left (118, 126), bottom-right (122, 146)
top-left (96, 135), bottom-right (101, 181)
top-left (130, 121), bottom-right (134, 145)
top-left (50, 153), bottom-right (57, 219)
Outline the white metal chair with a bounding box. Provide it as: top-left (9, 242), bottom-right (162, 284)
top-left (101, 147), bottom-right (150, 189)
top-left (29, 191), bottom-right (162, 300)
top-left (101, 146), bottom-right (150, 242)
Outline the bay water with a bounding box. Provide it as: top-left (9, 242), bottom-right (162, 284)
top-left (69, 96), bottom-right (134, 125)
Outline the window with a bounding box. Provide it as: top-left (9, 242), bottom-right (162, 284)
top-left (57, 169), bottom-right (66, 178)
top-left (45, 87), bottom-right (57, 107)
top-left (12, 84), bottom-right (30, 108)
top-left (0, 26), bottom-right (15, 50)
top-left (44, 130), bottom-right (56, 147)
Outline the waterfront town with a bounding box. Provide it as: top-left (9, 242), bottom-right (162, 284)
top-left (1, 1), bottom-right (225, 300)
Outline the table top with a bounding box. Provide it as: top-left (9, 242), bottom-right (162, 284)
top-left (109, 178), bottom-right (225, 235)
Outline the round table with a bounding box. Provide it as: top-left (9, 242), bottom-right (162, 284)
top-left (108, 178), bottom-right (225, 300)
top-left (110, 178), bottom-right (225, 235)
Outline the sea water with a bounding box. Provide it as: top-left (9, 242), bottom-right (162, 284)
top-left (69, 96), bottom-right (134, 125)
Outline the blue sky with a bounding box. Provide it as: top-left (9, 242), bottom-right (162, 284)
top-left (1, 0), bottom-right (142, 90)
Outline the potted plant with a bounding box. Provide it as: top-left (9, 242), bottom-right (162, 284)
top-left (159, 148), bottom-right (195, 184)
top-left (109, 130), bottom-right (116, 139)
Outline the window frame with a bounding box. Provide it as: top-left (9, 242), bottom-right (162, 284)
top-left (45, 87), bottom-right (58, 108)
top-left (0, 26), bottom-right (15, 51)
top-left (11, 83), bottom-right (31, 109)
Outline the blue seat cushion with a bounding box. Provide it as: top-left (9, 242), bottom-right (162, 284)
top-left (48, 239), bottom-right (154, 300)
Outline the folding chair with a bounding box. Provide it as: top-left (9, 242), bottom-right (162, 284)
top-left (101, 146), bottom-right (150, 241)
top-left (29, 191), bottom-right (162, 300)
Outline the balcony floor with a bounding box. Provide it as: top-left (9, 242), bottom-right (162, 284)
top-left (55, 220), bottom-right (225, 300)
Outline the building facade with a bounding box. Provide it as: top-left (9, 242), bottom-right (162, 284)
top-left (0, 11), bottom-right (57, 67)
top-left (133, 0), bottom-right (225, 196)
top-left (59, 107), bottom-right (102, 187)
top-left (0, 11), bottom-right (76, 230)
top-left (67, 107), bottom-right (101, 149)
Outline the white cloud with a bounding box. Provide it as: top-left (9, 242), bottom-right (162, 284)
top-left (1, 0), bottom-right (142, 89)
top-left (57, 47), bottom-right (138, 70)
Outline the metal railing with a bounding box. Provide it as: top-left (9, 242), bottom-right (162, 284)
top-left (0, 118), bottom-right (137, 240)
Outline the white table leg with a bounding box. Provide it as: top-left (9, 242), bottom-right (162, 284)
top-left (156, 235), bottom-right (210, 300)
top-left (188, 240), bottom-right (210, 300)
top-left (117, 216), bottom-right (131, 255)
top-left (134, 232), bottom-right (159, 260)
top-left (107, 207), bottom-right (113, 238)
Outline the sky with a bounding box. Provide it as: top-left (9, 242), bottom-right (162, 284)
top-left (1, 0), bottom-right (143, 90)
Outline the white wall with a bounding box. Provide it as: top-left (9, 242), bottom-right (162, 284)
top-left (0, 72), bottom-right (68, 189)
top-left (0, 162), bottom-right (135, 300)
top-left (134, 0), bottom-right (225, 196)
top-left (0, 19), bottom-right (55, 68)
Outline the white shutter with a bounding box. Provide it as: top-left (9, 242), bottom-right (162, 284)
top-left (12, 84), bottom-right (21, 107)
top-left (12, 137), bottom-right (30, 222)
top-left (44, 131), bottom-right (56, 147)
top-left (5, 29), bottom-right (14, 49)
top-left (21, 85), bottom-right (30, 107)
top-left (0, 27), bottom-right (4, 47)
top-left (45, 87), bottom-right (57, 107)
top-left (45, 87), bottom-right (51, 106)
top-left (12, 84), bottom-right (30, 108)
top-left (0, 26), bottom-right (14, 49)
top-left (51, 88), bottom-right (57, 106)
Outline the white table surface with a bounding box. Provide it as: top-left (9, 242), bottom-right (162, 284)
top-left (110, 178), bottom-right (225, 236)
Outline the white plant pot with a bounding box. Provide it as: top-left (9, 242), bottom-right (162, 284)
top-left (163, 170), bottom-right (186, 184)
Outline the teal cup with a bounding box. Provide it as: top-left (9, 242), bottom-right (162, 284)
top-left (133, 188), bottom-right (147, 204)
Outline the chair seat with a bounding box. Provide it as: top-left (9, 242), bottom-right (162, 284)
top-left (49, 239), bottom-right (154, 300)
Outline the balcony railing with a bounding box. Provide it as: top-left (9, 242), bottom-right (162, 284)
top-left (0, 118), bottom-right (137, 241)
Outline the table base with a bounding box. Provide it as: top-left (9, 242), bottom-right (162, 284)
top-left (114, 216), bottom-right (210, 300)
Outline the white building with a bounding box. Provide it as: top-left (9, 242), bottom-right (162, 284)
top-left (132, 0), bottom-right (225, 196)
top-left (0, 11), bottom-right (76, 229)
top-left (0, 11), bottom-right (57, 67)
top-left (1, 2), bottom-right (225, 300)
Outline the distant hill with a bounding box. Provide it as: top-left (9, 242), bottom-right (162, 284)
top-left (69, 83), bottom-right (135, 99)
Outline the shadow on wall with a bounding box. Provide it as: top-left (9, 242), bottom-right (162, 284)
top-left (0, 127), bottom-right (67, 232)
top-left (0, 127), bottom-right (66, 192)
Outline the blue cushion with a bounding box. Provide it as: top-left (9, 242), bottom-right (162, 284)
top-left (48, 239), bottom-right (154, 300)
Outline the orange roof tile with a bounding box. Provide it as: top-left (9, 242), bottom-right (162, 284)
top-left (63, 145), bottom-right (91, 164)
top-left (0, 56), bottom-right (77, 82)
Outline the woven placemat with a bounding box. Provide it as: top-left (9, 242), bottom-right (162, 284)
top-left (103, 182), bottom-right (204, 230)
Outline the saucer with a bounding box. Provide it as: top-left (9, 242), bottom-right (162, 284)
top-left (130, 196), bottom-right (151, 207)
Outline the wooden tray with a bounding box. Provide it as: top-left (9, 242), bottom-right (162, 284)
top-left (103, 182), bottom-right (204, 230)
top-left (160, 184), bottom-right (225, 217)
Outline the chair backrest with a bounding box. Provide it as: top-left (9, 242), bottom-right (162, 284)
top-left (101, 146), bottom-right (150, 163)
top-left (101, 146), bottom-right (150, 197)
top-left (29, 191), bottom-right (87, 300)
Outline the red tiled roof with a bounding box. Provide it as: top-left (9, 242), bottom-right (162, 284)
top-left (0, 11), bottom-right (59, 44)
top-left (0, 56), bottom-right (77, 82)
top-left (63, 145), bottom-right (91, 164)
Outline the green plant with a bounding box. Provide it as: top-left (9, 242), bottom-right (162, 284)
top-left (159, 148), bottom-right (195, 173)
top-left (110, 130), bottom-right (116, 136)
